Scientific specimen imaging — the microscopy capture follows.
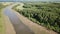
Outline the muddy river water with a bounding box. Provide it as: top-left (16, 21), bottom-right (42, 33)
top-left (4, 4), bottom-right (34, 34)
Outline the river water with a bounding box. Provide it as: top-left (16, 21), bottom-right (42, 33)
top-left (4, 5), bottom-right (34, 34)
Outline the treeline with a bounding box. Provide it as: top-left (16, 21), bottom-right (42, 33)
top-left (16, 3), bottom-right (60, 34)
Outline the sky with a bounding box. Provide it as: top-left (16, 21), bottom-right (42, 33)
top-left (0, 0), bottom-right (60, 2)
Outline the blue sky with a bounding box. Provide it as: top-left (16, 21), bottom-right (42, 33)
top-left (0, 0), bottom-right (60, 2)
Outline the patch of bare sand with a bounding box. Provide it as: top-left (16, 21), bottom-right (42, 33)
top-left (3, 14), bottom-right (16, 34)
top-left (13, 10), bottom-right (58, 34)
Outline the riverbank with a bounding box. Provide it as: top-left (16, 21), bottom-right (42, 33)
top-left (0, 8), bottom-right (16, 34)
top-left (0, 3), bottom-right (16, 34)
top-left (12, 3), bottom-right (57, 34)
top-left (2, 5), bottom-right (16, 34)
top-left (2, 14), bottom-right (16, 34)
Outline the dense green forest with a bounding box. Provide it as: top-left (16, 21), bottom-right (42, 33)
top-left (15, 3), bottom-right (60, 34)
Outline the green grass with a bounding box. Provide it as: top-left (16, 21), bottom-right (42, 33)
top-left (0, 10), bottom-right (4, 34)
top-left (0, 18), bottom-right (5, 34)
top-left (0, 3), bottom-right (6, 34)
top-left (0, 9), bottom-right (5, 34)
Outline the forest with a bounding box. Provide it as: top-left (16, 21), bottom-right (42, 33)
top-left (15, 2), bottom-right (60, 34)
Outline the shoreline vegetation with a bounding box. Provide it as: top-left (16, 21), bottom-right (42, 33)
top-left (13, 2), bottom-right (60, 34)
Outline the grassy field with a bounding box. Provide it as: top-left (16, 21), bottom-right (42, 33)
top-left (14, 2), bottom-right (60, 34)
top-left (0, 3), bottom-right (7, 34)
top-left (0, 10), bottom-right (5, 34)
